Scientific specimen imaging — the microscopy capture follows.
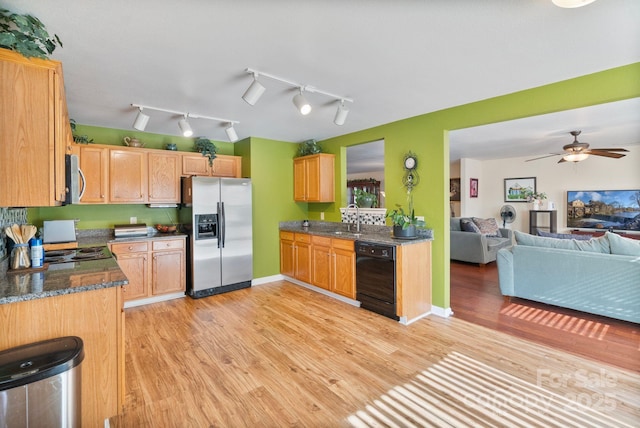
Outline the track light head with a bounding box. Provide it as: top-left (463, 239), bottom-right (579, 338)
top-left (293, 89), bottom-right (311, 115)
top-left (242, 74), bottom-right (266, 105)
top-left (334, 100), bottom-right (349, 126)
top-left (132, 107), bottom-right (150, 131)
top-left (225, 123), bottom-right (239, 142)
top-left (179, 116), bottom-right (193, 137)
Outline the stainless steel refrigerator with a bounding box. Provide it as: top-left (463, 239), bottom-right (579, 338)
top-left (181, 176), bottom-right (253, 298)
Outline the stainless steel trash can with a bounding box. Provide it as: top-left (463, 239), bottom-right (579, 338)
top-left (0, 336), bottom-right (84, 427)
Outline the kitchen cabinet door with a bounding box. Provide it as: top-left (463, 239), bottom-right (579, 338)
top-left (331, 240), bottom-right (355, 299)
top-left (212, 154), bottom-right (241, 178)
top-left (115, 252), bottom-right (148, 300)
top-left (110, 149), bottom-right (147, 203)
top-left (295, 234), bottom-right (312, 283)
top-left (79, 145), bottom-right (109, 203)
top-left (280, 232), bottom-right (295, 277)
top-left (311, 237), bottom-right (331, 290)
top-left (148, 152), bottom-right (180, 203)
top-left (182, 154), bottom-right (211, 176)
top-left (152, 250), bottom-right (185, 295)
top-left (0, 48), bottom-right (70, 206)
top-left (293, 154), bottom-right (335, 202)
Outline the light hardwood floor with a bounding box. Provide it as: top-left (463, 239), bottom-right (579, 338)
top-left (111, 281), bottom-right (640, 427)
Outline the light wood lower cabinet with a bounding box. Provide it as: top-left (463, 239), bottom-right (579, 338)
top-left (0, 286), bottom-right (124, 426)
top-left (110, 237), bottom-right (186, 303)
top-left (279, 231), bottom-right (311, 283)
top-left (281, 232), bottom-right (355, 299)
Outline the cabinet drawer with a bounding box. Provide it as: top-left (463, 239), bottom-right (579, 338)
top-left (311, 235), bottom-right (331, 247)
top-left (332, 238), bottom-right (354, 251)
top-left (295, 233), bottom-right (311, 244)
top-left (152, 239), bottom-right (185, 251)
top-left (111, 241), bottom-right (149, 254)
top-left (280, 231), bottom-right (294, 241)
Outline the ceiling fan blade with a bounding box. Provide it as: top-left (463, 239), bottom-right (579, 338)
top-left (588, 150), bottom-right (627, 159)
top-left (588, 148), bottom-right (629, 152)
top-left (557, 157), bottom-right (568, 163)
top-left (525, 153), bottom-right (562, 162)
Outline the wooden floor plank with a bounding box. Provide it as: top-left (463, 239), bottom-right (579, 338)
top-left (111, 281), bottom-right (640, 427)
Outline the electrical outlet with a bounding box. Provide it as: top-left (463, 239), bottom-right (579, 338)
top-left (416, 216), bottom-right (425, 221)
top-left (320, 212), bottom-right (325, 220)
top-left (130, 217), bottom-right (137, 224)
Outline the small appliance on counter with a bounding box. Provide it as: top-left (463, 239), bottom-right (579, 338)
top-left (114, 224), bottom-right (148, 239)
top-left (43, 220), bottom-right (78, 250)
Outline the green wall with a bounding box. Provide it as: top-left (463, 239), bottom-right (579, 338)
top-left (29, 62), bottom-right (640, 311)
top-left (319, 62), bottom-right (640, 310)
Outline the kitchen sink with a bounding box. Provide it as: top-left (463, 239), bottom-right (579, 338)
top-left (333, 231), bottom-right (362, 238)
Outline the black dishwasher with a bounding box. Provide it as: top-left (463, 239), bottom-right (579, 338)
top-left (355, 241), bottom-right (398, 320)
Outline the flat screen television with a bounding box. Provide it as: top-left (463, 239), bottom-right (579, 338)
top-left (567, 190), bottom-right (640, 232)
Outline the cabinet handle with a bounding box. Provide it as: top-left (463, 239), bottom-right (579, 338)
top-left (128, 246), bottom-right (133, 250)
top-left (101, 194), bottom-right (105, 198)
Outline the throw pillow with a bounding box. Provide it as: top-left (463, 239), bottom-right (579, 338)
top-left (607, 231), bottom-right (640, 256)
top-left (573, 235), bottom-right (611, 254)
top-left (537, 230), bottom-right (593, 241)
top-left (460, 218), bottom-right (481, 233)
top-left (471, 217), bottom-right (501, 237)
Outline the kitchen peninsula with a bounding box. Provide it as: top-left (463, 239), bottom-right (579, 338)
top-left (280, 221), bottom-right (433, 324)
top-left (0, 245), bottom-right (127, 426)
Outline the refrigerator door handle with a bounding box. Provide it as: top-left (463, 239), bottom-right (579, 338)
top-left (216, 202), bottom-right (222, 249)
top-left (220, 201), bottom-right (226, 248)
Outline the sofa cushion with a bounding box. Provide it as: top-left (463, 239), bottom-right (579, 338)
top-left (461, 218), bottom-right (481, 233)
top-left (471, 217), bottom-right (501, 237)
top-left (607, 231), bottom-right (640, 256)
top-left (537, 230), bottom-right (593, 241)
top-left (514, 230), bottom-right (610, 253)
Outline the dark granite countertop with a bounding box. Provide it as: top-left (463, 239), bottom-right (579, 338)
top-left (279, 220), bottom-right (434, 246)
top-left (0, 228), bottom-right (188, 305)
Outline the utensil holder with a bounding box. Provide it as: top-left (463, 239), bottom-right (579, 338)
top-left (10, 243), bottom-right (31, 269)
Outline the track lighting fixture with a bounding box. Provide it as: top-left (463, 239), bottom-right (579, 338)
top-left (293, 89), bottom-right (312, 115)
top-left (334, 100), bottom-right (349, 126)
top-left (178, 116), bottom-right (193, 137)
top-left (243, 68), bottom-right (353, 124)
top-left (242, 72), bottom-right (266, 105)
top-left (132, 107), bottom-right (150, 131)
top-left (130, 104), bottom-right (239, 142)
top-left (225, 123), bottom-right (239, 142)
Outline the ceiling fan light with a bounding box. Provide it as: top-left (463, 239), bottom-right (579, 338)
top-left (242, 78), bottom-right (266, 105)
top-left (293, 91), bottom-right (311, 115)
top-left (563, 153), bottom-right (589, 162)
top-left (334, 101), bottom-right (349, 126)
top-left (132, 108), bottom-right (150, 131)
top-left (178, 117), bottom-right (193, 137)
top-left (552, 0), bottom-right (597, 8)
top-left (225, 124), bottom-right (239, 142)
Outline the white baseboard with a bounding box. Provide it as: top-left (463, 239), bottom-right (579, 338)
top-left (251, 274), bottom-right (286, 285)
top-left (124, 292), bottom-right (185, 309)
top-left (430, 305), bottom-right (454, 318)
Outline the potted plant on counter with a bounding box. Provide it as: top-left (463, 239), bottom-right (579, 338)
top-left (386, 204), bottom-right (425, 239)
top-left (353, 188), bottom-right (377, 208)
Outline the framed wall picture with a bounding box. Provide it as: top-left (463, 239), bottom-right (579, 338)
top-left (504, 177), bottom-right (536, 202)
top-left (470, 178), bottom-right (478, 198)
top-left (450, 178), bottom-right (461, 201)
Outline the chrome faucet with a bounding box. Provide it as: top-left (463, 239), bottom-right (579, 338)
top-left (346, 203), bottom-right (360, 232)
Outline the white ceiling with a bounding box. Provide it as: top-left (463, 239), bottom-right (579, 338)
top-left (4, 0), bottom-right (640, 151)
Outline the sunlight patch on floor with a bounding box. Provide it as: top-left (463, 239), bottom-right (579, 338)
top-left (347, 352), bottom-right (630, 427)
top-left (500, 303), bottom-right (610, 340)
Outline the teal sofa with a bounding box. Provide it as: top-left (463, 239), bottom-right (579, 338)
top-left (497, 231), bottom-right (640, 324)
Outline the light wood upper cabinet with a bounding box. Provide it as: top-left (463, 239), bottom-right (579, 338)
top-left (293, 154), bottom-right (335, 202)
top-left (148, 151), bottom-right (180, 203)
top-left (78, 145), bottom-right (109, 203)
top-left (109, 149), bottom-right (147, 203)
top-left (182, 153), bottom-right (242, 178)
top-left (0, 48), bottom-right (71, 207)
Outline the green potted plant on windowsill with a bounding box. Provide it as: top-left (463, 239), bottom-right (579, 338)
top-left (386, 204), bottom-right (425, 238)
top-left (353, 188), bottom-right (377, 208)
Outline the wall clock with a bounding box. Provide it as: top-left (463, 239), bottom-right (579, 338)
top-left (402, 152), bottom-right (420, 190)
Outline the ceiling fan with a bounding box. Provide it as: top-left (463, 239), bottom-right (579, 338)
top-left (526, 130), bottom-right (629, 163)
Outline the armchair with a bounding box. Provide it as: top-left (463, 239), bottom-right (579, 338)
top-left (450, 217), bottom-right (513, 265)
